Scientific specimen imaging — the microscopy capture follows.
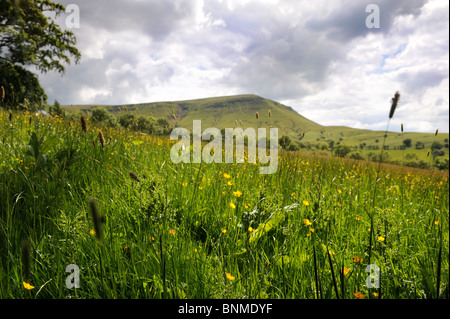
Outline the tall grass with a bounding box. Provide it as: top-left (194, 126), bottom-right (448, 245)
top-left (0, 107), bottom-right (448, 299)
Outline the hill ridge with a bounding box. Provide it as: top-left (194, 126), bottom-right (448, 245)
top-left (63, 94), bottom-right (449, 164)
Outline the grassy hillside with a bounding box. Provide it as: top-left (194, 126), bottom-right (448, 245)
top-left (63, 94), bottom-right (321, 134)
top-left (63, 94), bottom-right (449, 167)
top-left (0, 108), bottom-right (448, 300)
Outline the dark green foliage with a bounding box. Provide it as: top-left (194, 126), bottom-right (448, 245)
top-left (91, 107), bottom-right (114, 123)
top-left (279, 135), bottom-right (299, 151)
top-left (434, 158), bottom-right (449, 170)
top-left (0, 60), bottom-right (47, 108)
top-left (0, 0), bottom-right (80, 73)
top-left (0, 0), bottom-right (81, 109)
top-left (48, 100), bottom-right (65, 117)
top-left (349, 152), bottom-right (365, 160)
top-left (403, 138), bottom-right (412, 148)
top-left (431, 141), bottom-right (444, 151)
top-left (415, 141), bottom-right (425, 149)
top-left (367, 151), bottom-right (390, 163)
top-left (117, 113), bottom-right (173, 135)
top-left (118, 113), bottom-right (136, 129)
top-left (334, 145), bottom-right (351, 158)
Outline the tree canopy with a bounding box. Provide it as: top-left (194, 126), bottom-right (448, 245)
top-left (0, 0), bottom-right (81, 108)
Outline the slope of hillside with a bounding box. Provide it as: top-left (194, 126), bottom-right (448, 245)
top-left (64, 94), bottom-right (322, 136)
top-left (63, 94), bottom-right (449, 165)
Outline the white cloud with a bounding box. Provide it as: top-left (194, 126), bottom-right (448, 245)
top-left (37, 0), bottom-right (448, 132)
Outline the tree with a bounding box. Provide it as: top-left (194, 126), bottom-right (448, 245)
top-left (402, 138), bottom-right (412, 148)
top-left (279, 135), bottom-right (299, 151)
top-left (349, 152), bottom-right (365, 160)
top-left (415, 141), bottom-right (425, 149)
top-left (92, 107), bottom-right (114, 123)
top-left (135, 115), bottom-right (151, 132)
top-left (328, 140), bottom-right (335, 150)
top-left (0, 0), bottom-right (81, 108)
top-left (334, 145), bottom-right (351, 158)
top-left (49, 99), bottom-right (64, 117)
top-left (435, 158), bottom-right (449, 170)
top-left (431, 141), bottom-right (444, 151)
top-left (0, 60), bottom-right (47, 107)
top-left (118, 114), bottom-right (136, 129)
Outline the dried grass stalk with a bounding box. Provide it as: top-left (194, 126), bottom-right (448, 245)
top-left (80, 115), bottom-right (87, 133)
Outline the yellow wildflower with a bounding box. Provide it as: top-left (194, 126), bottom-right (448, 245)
top-left (233, 191), bottom-right (242, 197)
top-left (353, 292), bottom-right (365, 299)
top-left (230, 202), bottom-right (236, 209)
top-left (23, 282), bottom-right (34, 290)
top-left (341, 267), bottom-right (350, 276)
top-left (303, 218), bottom-right (312, 226)
top-left (226, 273), bottom-right (235, 281)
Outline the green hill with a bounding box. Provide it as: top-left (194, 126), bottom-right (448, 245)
top-left (64, 94), bottom-right (321, 134)
top-left (63, 94), bottom-right (449, 166)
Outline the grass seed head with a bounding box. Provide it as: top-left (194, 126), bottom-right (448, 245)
top-left (389, 91), bottom-right (400, 119)
top-left (256, 111), bottom-right (259, 120)
top-left (1, 85), bottom-right (5, 101)
top-left (80, 115), bottom-right (87, 133)
top-left (98, 130), bottom-right (105, 148)
top-left (129, 171), bottom-right (140, 182)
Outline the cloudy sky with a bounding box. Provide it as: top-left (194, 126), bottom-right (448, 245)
top-left (39, 0), bottom-right (449, 133)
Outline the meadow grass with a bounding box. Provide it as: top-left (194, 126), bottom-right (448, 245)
top-left (0, 109), bottom-right (448, 299)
